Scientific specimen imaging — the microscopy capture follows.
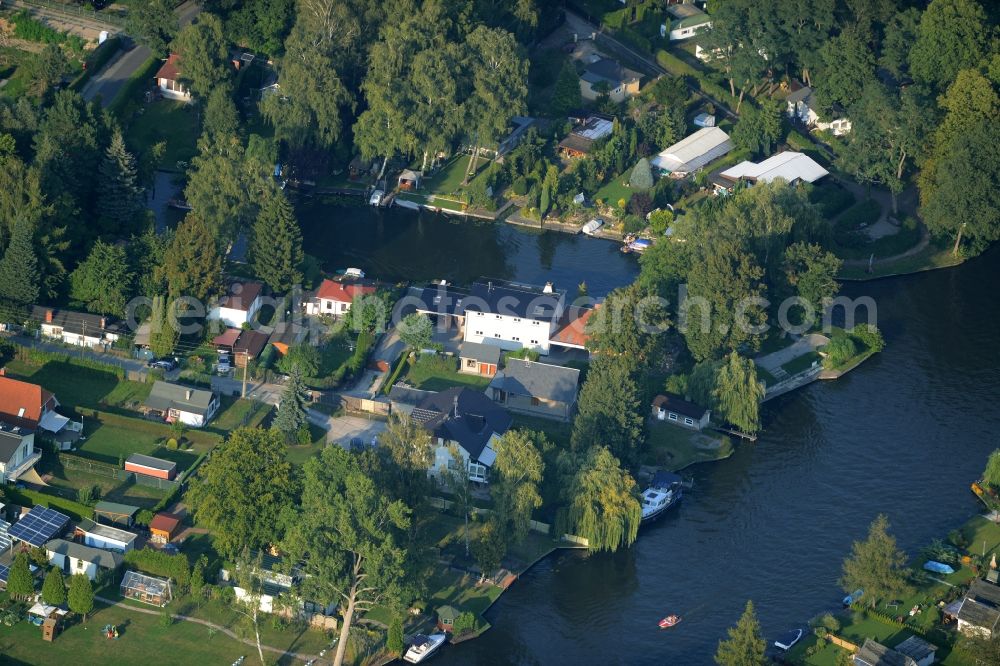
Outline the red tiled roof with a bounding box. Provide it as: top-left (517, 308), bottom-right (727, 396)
top-left (551, 306), bottom-right (597, 349)
top-left (155, 53), bottom-right (182, 81)
top-left (316, 279), bottom-right (376, 303)
top-left (0, 375), bottom-right (53, 429)
top-left (149, 513), bottom-right (181, 533)
top-left (213, 328), bottom-right (242, 348)
top-left (234, 330), bottom-right (269, 358)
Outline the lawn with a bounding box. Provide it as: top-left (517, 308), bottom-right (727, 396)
top-left (642, 422), bottom-right (734, 471)
top-left (755, 365), bottom-right (777, 387)
top-left (960, 515), bottom-right (1000, 555)
top-left (782, 351), bottom-right (821, 376)
top-left (37, 456), bottom-right (168, 509)
top-left (400, 355), bottom-right (492, 392)
top-left (125, 100), bottom-right (200, 171)
top-left (4, 359), bottom-right (151, 412)
top-left (209, 396), bottom-right (272, 433)
top-left (284, 424), bottom-right (329, 466)
top-left (510, 413), bottom-right (572, 449)
top-left (74, 411), bottom-right (217, 470)
top-left (838, 240), bottom-right (965, 280)
top-left (422, 155), bottom-right (484, 197)
top-left (594, 176), bottom-right (633, 207)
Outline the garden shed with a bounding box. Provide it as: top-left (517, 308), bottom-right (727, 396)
top-left (120, 570), bottom-right (172, 606)
top-left (437, 605), bottom-right (459, 632)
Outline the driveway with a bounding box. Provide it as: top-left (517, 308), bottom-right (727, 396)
top-left (210, 375), bottom-right (285, 404)
top-left (309, 411), bottom-right (387, 447)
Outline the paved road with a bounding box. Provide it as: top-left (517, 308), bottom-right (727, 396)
top-left (81, 0), bottom-right (202, 109)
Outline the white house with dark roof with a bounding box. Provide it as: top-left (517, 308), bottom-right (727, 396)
top-left (0, 422), bottom-right (38, 484)
top-left (45, 538), bottom-right (123, 581)
top-left (208, 281), bottom-right (265, 328)
top-left (651, 393), bottom-right (711, 431)
top-left (786, 85), bottom-right (852, 136)
top-left (488, 359), bottom-right (580, 422)
top-left (411, 387), bottom-right (512, 484)
top-left (143, 381), bottom-right (220, 428)
top-left (461, 281), bottom-right (567, 355)
top-left (31, 306), bottom-right (122, 349)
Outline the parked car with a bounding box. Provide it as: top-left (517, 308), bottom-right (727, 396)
top-left (147, 358), bottom-right (177, 371)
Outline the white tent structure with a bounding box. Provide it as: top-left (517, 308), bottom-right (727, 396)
top-left (719, 151), bottom-right (828, 186)
top-left (651, 127), bottom-right (734, 176)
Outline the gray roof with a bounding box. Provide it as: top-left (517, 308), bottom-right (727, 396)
top-left (459, 342), bottom-right (502, 365)
top-left (76, 518), bottom-right (138, 545)
top-left (463, 281), bottom-right (565, 322)
top-left (388, 384), bottom-right (437, 406)
top-left (958, 579), bottom-right (1000, 630)
top-left (45, 538), bottom-right (123, 569)
top-left (412, 387), bottom-right (511, 461)
top-left (0, 422), bottom-right (30, 462)
top-left (489, 360), bottom-right (580, 404)
top-left (894, 636), bottom-right (937, 662)
top-left (144, 381), bottom-right (216, 416)
top-left (581, 58), bottom-right (637, 88)
top-left (30, 305), bottom-right (122, 337)
top-left (652, 393), bottom-right (709, 420)
top-left (125, 453), bottom-right (177, 473)
top-left (853, 639), bottom-right (917, 666)
top-left (786, 86), bottom-right (813, 106)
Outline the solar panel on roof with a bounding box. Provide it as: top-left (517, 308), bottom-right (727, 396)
top-left (7, 506), bottom-right (69, 547)
top-left (0, 564), bottom-right (9, 583)
top-left (0, 519), bottom-right (10, 552)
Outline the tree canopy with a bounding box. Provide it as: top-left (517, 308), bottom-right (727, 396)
top-left (567, 446), bottom-right (641, 552)
top-left (715, 600), bottom-right (767, 666)
top-left (840, 514), bottom-right (911, 606)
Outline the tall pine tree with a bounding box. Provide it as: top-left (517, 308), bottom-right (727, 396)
top-left (715, 600), bottom-right (767, 666)
top-left (164, 214), bottom-right (222, 304)
top-left (273, 364), bottom-right (308, 442)
top-left (250, 191), bottom-right (303, 293)
top-left (0, 221), bottom-right (40, 308)
top-left (98, 129), bottom-right (144, 235)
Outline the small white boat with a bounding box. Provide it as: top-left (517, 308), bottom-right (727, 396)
top-left (403, 633), bottom-right (447, 663)
top-left (369, 189), bottom-right (385, 206)
top-left (337, 267), bottom-right (366, 279)
top-left (581, 218), bottom-right (604, 236)
top-left (774, 628), bottom-right (803, 651)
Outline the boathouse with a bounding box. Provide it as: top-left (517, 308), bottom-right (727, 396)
top-left (651, 393), bottom-right (711, 431)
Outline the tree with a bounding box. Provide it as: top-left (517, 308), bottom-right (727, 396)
top-left (399, 312), bottom-right (433, 351)
top-left (731, 99), bottom-right (784, 157)
top-left (98, 128), bottom-right (144, 235)
top-left (714, 353), bottom-right (765, 434)
top-left (815, 27), bottom-right (875, 112)
top-left (550, 60), bottom-right (582, 118)
top-left (273, 364), bottom-right (308, 442)
top-left (42, 567), bottom-right (66, 606)
top-left (378, 411), bottom-right (435, 507)
top-left (70, 240), bottom-right (135, 316)
top-left (164, 214), bottom-right (222, 303)
top-left (983, 450), bottom-right (1000, 490)
top-left (125, 0), bottom-right (178, 55)
top-left (190, 555), bottom-right (207, 601)
top-left (567, 446), bottom-right (641, 552)
top-left (277, 343), bottom-right (320, 377)
top-left (183, 133), bottom-right (260, 247)
top-left (629, 158), bottom-right (653, 191)
top-left (715, 600), bottom-right (767, 666)
top-left (879, 8), bottom-right (921, 79)
top-left (783, 242), bottom-right (841, 307)
top-left (283, 445), bottom-right (411, 666)
top-left (5, 552), bottom-right (33, 600)
top-left (225, 0), bottom-right (293, 55)
top-left (909, 0), bottom-right (989, 90)
top-left (823, 336), bottom-right (857, 368)
top-left (203, 88), bottom-right (239, 139)
top-left (67, 574), bottom-right (94, 622)
top-left (187, 427), bottom-right (297, 561)
top-left (0, 221), bottom-right (40, 308)
top-left (387, 614), bottom-right (405, 657)
top-left (572, 356), bottom-right (644, 465)
top-left (173, 13), bottom-right (229, 97)
top-left (471, 518), bottom-right (507, 579)
top-left (149, 295), bottom-right (179, 358)
top-left (249, 190), bottom-right (303, 292)
top-left (840, 514), bottom-right (911, 606)
top-left (492, 430), bottom-right (545, 544)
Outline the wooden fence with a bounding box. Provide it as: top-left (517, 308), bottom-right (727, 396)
top-left (827, 634), bottom-right (858, 652)
top-left (341, 395), bottom-right (391, 416)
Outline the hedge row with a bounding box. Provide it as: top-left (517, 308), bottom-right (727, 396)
top-left (14, 345), bottom-right (127, 379)
top-left (655, 49), bottom-right (731, 105)
top-left (2, 486), bottom-right (94, 522)
top-left (382, 349), bottom-right (410, 395)
top-left (124, 547), bottom-right (191, 587)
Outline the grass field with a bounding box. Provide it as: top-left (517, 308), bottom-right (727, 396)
top-left (400, 355), bottom-right (492, 392)
top-left (125, 100), bottom-right (200, 171)
top-left (782, 351), bottom-right (821, 376)
top-left (3, 360), bottom-right (150, 412)
top-left (838, 241), bottom-right (965, 280)
top-left (642, 422), bottom-right (734, 471)
top-left (594, 176), bottom-right (633, 207)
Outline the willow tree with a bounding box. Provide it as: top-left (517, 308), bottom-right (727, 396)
top-left (492, 429), bottom-right (545, 544)
top-left (568, 447), bottom-right (641, 552)
top-left (714, 352), bottom-right (765, 434)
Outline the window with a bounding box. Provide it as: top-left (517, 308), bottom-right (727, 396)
top-left (513, 318), bottom-right (521, 322)
top-left (16, 408), bottom-right (24, 417)
top-left (684, 417), bottom-right (695, 426)
top-left (530, 339), bottom-right (538, 345)
top-left (531, 397), bottom-right (541, 406)
top-left (668, 413), bottom-right (678, 421)
top-left (533, 321), bottom-right (540, 326)
top-left (466, 359), bottom-right (477, 368)
top-left (512, 337), bottom-right (519, 342)
top-left (495, 333), bottom-right (501, 338)
top-left (475, 330), bottom-right (483, 335)
top-left (495, 315), bottom-right (501, 319)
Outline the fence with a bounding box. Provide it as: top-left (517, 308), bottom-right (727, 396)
top-left (341, 395), bottom-right (391, 416)
top-left (56, 451), bottom-right (179, 491)
top-left (827, 634), bottom-right (858, 652)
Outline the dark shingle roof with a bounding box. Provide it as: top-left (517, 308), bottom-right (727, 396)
top-left (144, 381), bottom-right (216, 416)
top-left (581, 58), bottom-right (636, 88)
top-left (958, 579), bottom-right (1000, 630)
top-left (652, 393), bottom-right (709, 420)
top-left (489, 360), bottom-right (579, 404)
top-left (0, 423), bottom-right (30, 463)
top-left (30, 306), bottom-right (122, 338)
top-left (45, 538), bottom-right (123, 569)
top-left (414, 284), bottom-right (470, 317)
top-left (894, 636), bottom-right (937, 662)
top-left (854, 639), bottom-right (917, 666)
top-left (462, 281), bottom-right (565, 322)
top-left (413, 387), bottom-right (511, 461)
top-left (459, 342), bottom-right (502, 365)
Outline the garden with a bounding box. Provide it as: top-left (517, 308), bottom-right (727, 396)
top-left (642, 422), bottom-right (733, 472)
top-left (397, 353), bottom-right (492, 392)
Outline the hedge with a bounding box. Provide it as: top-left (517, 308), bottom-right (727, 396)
top-left (655, 49), bottom-right (731, 104)
top-left (124, 548), bottom-right (191, 587)
top-left (14, 345), bottom-right (127, 379)
top-left (2, 486), bottom-right (94, 522)
top-left (382, 349), bottom-right (410, 395)
top-left (108, 55), bottom-right (159, 117)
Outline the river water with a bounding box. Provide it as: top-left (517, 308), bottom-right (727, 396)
top-left (303, 205), bottom-right (1000, 665)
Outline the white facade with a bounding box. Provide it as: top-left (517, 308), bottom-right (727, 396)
top-left (430, 433), bottom-right (502, 484)
top-left (0, 431), bottom-right (36, 483)
top-left (47, 550), bottom-right (100, 581)
top-left (158, 78), bottom-right (191, 102)
top-left (209, 299), bottom-right (263, 328)
top-left (787, 93), bottom-right (852, 136)
top-left (462, 310), bottom-right (558, 354)
top-left (40, 323), bottom-right (119, 349)
top-left (169, 404), bottom-right (217, 428)
top-left (80, 526), bottom-right (136, 553)
top-left (305, 297), bottom-right (351, 317)
top-left (669, 20), bottom-right (711, 40)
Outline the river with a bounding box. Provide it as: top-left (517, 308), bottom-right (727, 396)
top-left (303, 205), bottom-right (1000, 665)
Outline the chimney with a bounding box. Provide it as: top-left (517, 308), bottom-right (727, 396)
top-left (0, 368), bottom-right (5, 376)
top-left (45, 309), bottom-right (53, 323)
top-left (99, 317), bottom-right (107, 330)
top-left (543, 282), bottom-right (554, 294)
top-left (488, 281), bottom-right (493, 292)
top-left (185, 389), bottom-right (193, 400)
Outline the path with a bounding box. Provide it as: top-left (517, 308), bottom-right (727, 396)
top-left (81, 0), bottom-right (202, 109)
top-left (842, 227), bottom-right (931, 268)
top-left (94, 595), bottom-right (322, 663)
top-left (755, 333), bottom-right (829, 381)
top-left (563, 10), bottom-right (737, 120)
top-left (307, 409), bottom-right (387, 447)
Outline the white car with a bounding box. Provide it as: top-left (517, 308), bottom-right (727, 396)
top-left (369, 189), bottom-right (384, 206)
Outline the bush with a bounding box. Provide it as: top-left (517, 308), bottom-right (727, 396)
top-left (453, 611), bottom-right (477, 635)
top-left (166, 438), bottom-right (179, 450)
top-left (823, 336), bottom-right (857, 369)
top-left (809, 183), bottom-right (856, 219)
top-left (820, 613), bottom-right (841, 632)
top-left (511, 176), bottom-right (528, 196)
top-left (622, 215), bottom-right (645, 234)
top-left (849, 324), bottom-right (884, 353)
top-left (123, 548), bottom-right (191, 588)
top-left (12, 11), bottom-right (66, 44)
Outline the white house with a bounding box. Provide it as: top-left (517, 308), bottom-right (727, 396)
top-left (155, 53), bottom-right (192, 102)
top-left (143, 381), bottom-right (220, 428)
top-left (45, 538), bottom-right (123, 581)
top-left (651, 127), bottom-right (734, 176)
top-left (304, 278), bottom-right (376, 317)
top-left (75, 518), bottom-right (137, 553)
top-left (31, 306), bottom-right (122, 349)
top-left (209, 281), bottom-right (264, 328)
top-left (786, 85), bottom-right (852, 136)
top-left (665, 4), bottom-right (712, 40)
top-left (579, 57), bottom-right (641, 104)
top-left (651, 393), bottom-right (711, 431)
top-left (412, 387), bottom-right (511, 484)
top-left (461, 281), bottom-right (566, 355)
top-left (0, 422), bottom-right (39, 484)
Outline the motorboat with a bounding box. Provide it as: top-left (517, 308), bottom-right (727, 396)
top-left (640, 471), bottom-right (683, 522)
top-left (581, 218), bottom-right (604, 236)
top-left (621, 237), bottom-right (652, 253)
top-left (923, 560), bottom-right (955, 575)
top-left (659, 615), bottom-right (681, 628)
top-left (843, 588), bottom-right (863, 607)
top-left (774, 628), bottom-right (803, 651)
top-left (369, 189), bottom-right (385, 206)
top-left (403, 633), bottom-right (447, 663)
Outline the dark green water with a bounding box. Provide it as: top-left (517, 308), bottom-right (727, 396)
top-left (303, 203), bottom-right (1000, 665)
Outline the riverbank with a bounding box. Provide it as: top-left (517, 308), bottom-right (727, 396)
top-left (837, 240), bottom-right (965, 281)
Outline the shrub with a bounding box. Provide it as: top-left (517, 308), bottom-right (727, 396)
top-left (629, 158), bottom-right (653, 191)
top-left (166, 437), bottom-right (179, 450)
top-left (809, 183), bottom-right (856, 218)
top-left (453, 611), bottom-right (477, 635)
top-left (622, 215), bottom-right (645, 234)
top-left (849, 324), bottom-right (884, 353)
top-left (823, 336), bottom-right (857, 369)
top-left (820, 613), bottom-right (841, 632)
top-left (511, 176), bottom-right (528, 196)
top-left (124, 548), bottom-right (191, 588)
